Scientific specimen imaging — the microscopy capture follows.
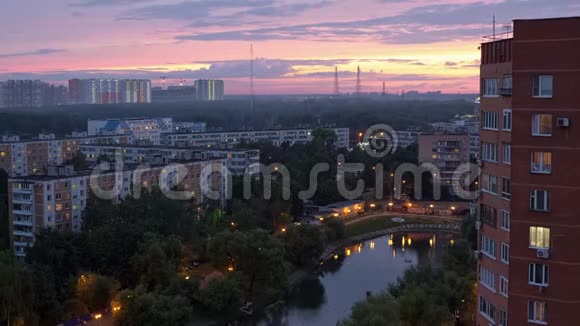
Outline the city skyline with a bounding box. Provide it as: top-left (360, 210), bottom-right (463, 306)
top-left (1, 0), bottom-right (579, 94)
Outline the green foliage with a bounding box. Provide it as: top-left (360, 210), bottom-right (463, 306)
top-left (130, 233), bottom-right (183, 291)
top-left (339, 293), bottom-right (400, 326)
top-left (199, 277), bottom-right (243, 319)
top-left (75, 273), bottom-right (119, 312)
top-left (0, 251), bottom-right (27, 324)
top-left (116, 288), bottom-right (192, 326)
top-left (279, 224), bottom-right (326, 267)
top-left (322, 218), bottom-right (346, 241)
top-left (208, 229), bottom-right (288, 298)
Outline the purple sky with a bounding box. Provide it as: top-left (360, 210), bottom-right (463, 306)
top-left (1, 0), bottom-right (578, 94)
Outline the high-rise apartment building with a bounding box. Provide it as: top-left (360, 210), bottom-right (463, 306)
top-left (68, 79), bottom-right (151, 105)
top-left (477, 17), bottom-right (580, 326)
top-left (418, 132), bottom-right (471, 189)
top-left (0, 80), bottom-right (50, 107)
top-left (195, 79), bottom-right (224, 101)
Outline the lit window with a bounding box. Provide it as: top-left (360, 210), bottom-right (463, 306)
top-left (529, 264), bottom-right (549, 286)
top-left (532, 75), bottom-right (553, 98)
top-left (530, 190), bottom-right (549, 211)
top-left (503, 109), bottom-right (512, 131)
top-left (529, 226), bottom-right (550, 249)
top-left (531, 152), bottom-right (552, 174)
top-left (532, 114), bottom-right (552, 136)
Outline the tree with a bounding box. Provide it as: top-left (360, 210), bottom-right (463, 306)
top-left (0, 251), bottom-right (27, 325)
top-left (279, 224), bottom-right (326, 267)
top-left (340, 292), bottom-right (400, 326)
top-left (131, 233), bottom-right (182, 291)
top-left (116, 288), bottom-right (192, 326)
top-left (199, 277), bottom-right (243, 320)
top-left (75, 273), bottom-right (119, 312)
top-left (322, 218), bottom-right (346, 241)
top-left (67, 151), bottom-right (88, 171)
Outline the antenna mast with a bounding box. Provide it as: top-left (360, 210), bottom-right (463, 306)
top-left (382, 81), bottom-right (386, 96)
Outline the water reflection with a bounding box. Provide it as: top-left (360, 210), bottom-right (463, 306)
top-left (254, 232), bottom-right (454, 326)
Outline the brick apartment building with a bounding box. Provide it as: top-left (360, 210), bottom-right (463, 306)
top-left (477, 17), bottom-right (580, 325)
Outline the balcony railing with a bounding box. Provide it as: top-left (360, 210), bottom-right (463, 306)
top-left (499, 88), bottom-right (512, 96)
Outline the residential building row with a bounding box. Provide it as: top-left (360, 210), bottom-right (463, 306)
top-left (68, 79), bottom-right (151, 105)
top-left (162, 127), bottom-right (350, 148)
top-left (0, 80), bottom-right (67, 107)
top-left (477, 17), bottom-right (580, 326)
top-left (9, 158), bottom-right (228, 258)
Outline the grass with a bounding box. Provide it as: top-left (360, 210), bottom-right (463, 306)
top-left (345, 215), bottom-right (442, 238)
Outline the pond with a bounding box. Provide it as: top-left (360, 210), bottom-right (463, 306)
top-left (255, 232), bottom-right (456, 326)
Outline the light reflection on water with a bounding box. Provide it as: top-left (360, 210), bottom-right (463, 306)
top-left (254, 232), bottom-right (453, 326)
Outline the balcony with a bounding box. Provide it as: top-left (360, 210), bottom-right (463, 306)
top-left (499, 88), bottom-right (512, 96)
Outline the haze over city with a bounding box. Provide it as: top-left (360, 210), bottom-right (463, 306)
top-left (1, 0), bottom-right (578, 94)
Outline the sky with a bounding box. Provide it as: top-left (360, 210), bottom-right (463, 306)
top-left (0, 0), bottom-right (578, 95)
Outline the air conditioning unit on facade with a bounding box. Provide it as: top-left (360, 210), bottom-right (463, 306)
top-left (475, 221), bottom-right (482, 230)
top-left (557, 118), bottom-right (570, 127)
top-left (536, 249), bottom-right (550, 259)
top-left (474, 250), bottom-right (482, 260)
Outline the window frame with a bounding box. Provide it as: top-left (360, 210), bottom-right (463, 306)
top-left (503, 109), bottom-right (512, 131)
top-left (529, 264), bottom-right (549, 286)
top-left (532, 75), bottom-right (553, 98)
top-left (528, 300), bottom-right (548, 325)
top-left (503, 143), bottom-right (511, 165)
top-left (531, 152), bottom-right (552, 174)
top-left (480, 235), bottom-right (497, 259)
top-left (482, 78), bottom-right (499, 97)
top-left (501, 242), bottom-right (510, 264)
top-left (532, 114), bottom-right (553, 136)
top-left (500, 210), bottom-right (510, 231)
top-left (499, 275), bottom-right (509, 297)
top-left (482, 111), bottom-right (499, 130)
top-left (529, 226), bottom-right (551, 249)
top-left (482, 142), bottom-right (498, 162)
top-left (530, 189), bottom-right (550, 212)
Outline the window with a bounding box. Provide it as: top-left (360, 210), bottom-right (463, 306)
top-left (482, 142), bottom-right (498, 162)
top-left (532, 114), bottom-right (552, 136)
top-left (530, 226), bottom-right (551, 249)
top-left (499, 309), bottom-right (508, 326)
top-left (529, 301), bottom-right (548, 324)
top-left (479, 296), bottom-right (496, 322)
top-left (482, 78), bottom-right (499, 97)
top-left (503, 143), bottom-right (511, 164)
top-left (481, 235), bottom-right (496, 258)
top-left (503, 109), bottom-right (512, 130)
top-left (480, 204), bottom-right (497, 227)
top-left (533, 75), bottom-right (553, 98)
top-left (479, 265), bottom-right (496, 291)
top-left (501, 177), bottom-right (511, 200)
top-left (500, 210), bottom-right (510, 231)
top-left (530, 190), bottom-right (550, 211)
top-left (531, 152), bottom-right (552, 174)
top-left (501, 243), bottom-right (510, 264)
top-left (500, 276), bottom-right (509, 297)
top-left (482, 111), bottom-right (499, 130)
top-left (529, 264), bottom-right (549, 286)
top-left (482, 174), bottom-right (498, 194)
top-left (56, 193), bottom-right (62, 200)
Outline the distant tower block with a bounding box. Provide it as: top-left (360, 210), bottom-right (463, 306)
top-left (333, 67), bottom-right (340, 95)
top-left (356, 66), bottom-right (362, 95)
top-left (382, 81), bottom-right (386, 96)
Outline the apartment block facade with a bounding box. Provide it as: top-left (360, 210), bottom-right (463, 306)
top-left (0, 134), bottom-right (131, 177)
top-left (79, 144), bottom-right (260, 175)
top-left (477, 17), bottom-right (580, 326)
top-left (8, 159), bottom-right (228, 258)
top-left (161, 128), bottom-right (350, 149)
top-left (418, 132), bottom-right (471, 188)
top-left (68, 79), bottom-right (151, 105)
